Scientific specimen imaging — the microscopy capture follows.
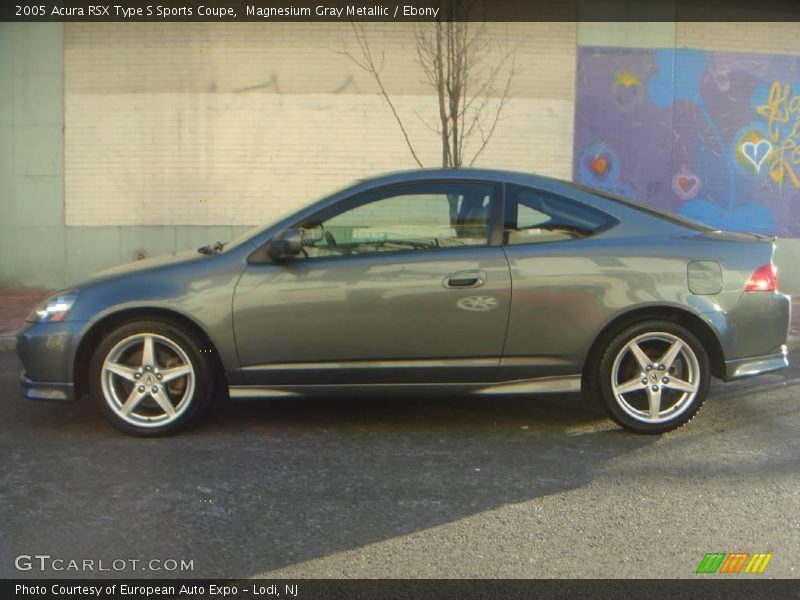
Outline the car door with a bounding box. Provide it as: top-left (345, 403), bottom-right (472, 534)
top-left (499, 182), bottom-right (620, 382)
top-left (232, 180), bottom-right (512, 385)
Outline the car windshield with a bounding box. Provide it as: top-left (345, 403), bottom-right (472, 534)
top-left (566, 182), bottom-right (717, 233)
top-left (222, 180), bottom-right (368, 252)
top-left (222, 204), bottom-right (299, 252)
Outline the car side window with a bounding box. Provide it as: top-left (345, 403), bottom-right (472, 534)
top-left (296, 183), bottom-right (494, 259)
top-left (504, 184), bottom-right (616, 245)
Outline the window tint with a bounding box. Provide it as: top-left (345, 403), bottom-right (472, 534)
top-left (567, 182), bottom-right (715, 232)
top-left (296, 183), bottom-right (494, 258)
top-left (504, 184), bottom-right (616, 245)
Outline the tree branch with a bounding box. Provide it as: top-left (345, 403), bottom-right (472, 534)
top-left (469, 53), bottom-right (516, 166)
top-left (336, 22), bottom-right (424, 168)
top-left (338, 10), bottom-right (517, 171)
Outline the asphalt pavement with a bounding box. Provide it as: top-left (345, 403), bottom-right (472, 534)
top-left (0, 351), bottom-right (798, 579)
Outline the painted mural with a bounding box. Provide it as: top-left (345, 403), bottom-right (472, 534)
top-left (574, 47), bottom-right (800, 237)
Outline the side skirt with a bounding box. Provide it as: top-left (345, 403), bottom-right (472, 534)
top-left (228, 375), bottom-right (582, 400)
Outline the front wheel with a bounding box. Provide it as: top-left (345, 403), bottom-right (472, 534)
top-left (596, 320), bottom-right (710, 433)
top-left (89, 320), bottom-right (214, 436)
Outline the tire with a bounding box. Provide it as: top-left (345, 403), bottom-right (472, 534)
top-left (592, 320), bottom-right (710, 433)
top-left (89, 319), bottom-right (214, 436)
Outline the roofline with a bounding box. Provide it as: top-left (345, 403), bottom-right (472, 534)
top-left (350, 167), bottom-right (560, 188)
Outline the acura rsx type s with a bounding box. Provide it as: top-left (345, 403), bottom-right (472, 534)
top-left (17, 169), bottom-right (791, 436)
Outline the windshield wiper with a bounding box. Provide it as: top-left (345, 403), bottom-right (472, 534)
top-left (197, 241), bottom-right (225, 255)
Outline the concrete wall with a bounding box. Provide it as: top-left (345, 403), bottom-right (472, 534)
top-left (1, 21), bottom-right (577, 287)
top-left (0, 23), bottom-right (65, 289)
top-left (1, 17), bottom-right (798, 293)
top-left (63, 23), bottom-right (577, 228)
top-left (0, 23), bottom-right (254, 288)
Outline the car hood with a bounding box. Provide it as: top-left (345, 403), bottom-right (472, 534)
top-left (78, 249), bottom-right (205, 285)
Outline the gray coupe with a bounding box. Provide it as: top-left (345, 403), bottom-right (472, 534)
top-left (17, 169), bottom-right (791, 436)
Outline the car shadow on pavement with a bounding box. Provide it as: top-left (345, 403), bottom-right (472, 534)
top-left (1, 353), bottom-right (659, 579)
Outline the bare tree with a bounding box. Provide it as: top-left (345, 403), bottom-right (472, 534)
top-left (338, 3), bottom-right (516, 169)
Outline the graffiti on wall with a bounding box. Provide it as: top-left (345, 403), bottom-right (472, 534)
top-left (573, 47), bottom-right (800, 236)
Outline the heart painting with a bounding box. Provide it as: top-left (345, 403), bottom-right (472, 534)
top-left (671, 167), bottom-right (702, 200)
top-left (588, 156), bottom-right (609, 177)
top-left (740, 139), bottom-right (773, 173)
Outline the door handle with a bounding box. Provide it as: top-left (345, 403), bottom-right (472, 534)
top-left (449, 276), bottom-right (478, 287)
top-left (443, 270), bottom-right (487, 289)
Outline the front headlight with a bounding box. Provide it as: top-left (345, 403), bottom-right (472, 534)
top-left (27, 291), bottom-right (79, 323)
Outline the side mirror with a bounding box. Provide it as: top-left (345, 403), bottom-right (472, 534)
top-left (267, 229), bottom-right (303, 262)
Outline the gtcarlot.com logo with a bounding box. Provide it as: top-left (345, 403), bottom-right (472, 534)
top-left (696, 552), bottom-right (773, 574)
top-left (15, 554), bottom-right (194, 573)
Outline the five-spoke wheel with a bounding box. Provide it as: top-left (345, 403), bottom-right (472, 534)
top-left (596, 320), bottom-right (710, 433)
top-left (90, 320), bottom-right (214, 436)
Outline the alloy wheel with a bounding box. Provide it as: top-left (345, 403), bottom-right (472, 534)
top-left (610, 331), bottom-right (701, 424)
top-left (100, 333), bottom-right (196, 428)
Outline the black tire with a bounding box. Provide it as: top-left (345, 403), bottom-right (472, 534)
top-left (590, 320), bottom-right (710, 433)
top-left (89, 319), bottom-right (214, 436)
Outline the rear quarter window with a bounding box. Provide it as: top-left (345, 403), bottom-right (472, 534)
top-left (504, 184), bottom-right (617, 245)
top-left (567, 182), bottom-right (716, 233)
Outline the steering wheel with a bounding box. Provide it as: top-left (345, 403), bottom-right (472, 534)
top-left (324, 231), bottom-right (337, 246)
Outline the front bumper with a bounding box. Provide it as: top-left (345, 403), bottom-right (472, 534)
top-left (16, 319), bottom-right (85, 402)
top-left (20, 372), bottom-right (76, 401)
top-left (724, 345), bottom-right (789, 381)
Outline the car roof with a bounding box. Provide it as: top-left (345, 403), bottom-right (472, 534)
top-left (234, 166), bottom-right (714, 251)
top-left (352, 167), bottom-right (557, 188)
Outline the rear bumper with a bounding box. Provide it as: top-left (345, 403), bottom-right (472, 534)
top-left (723, 345), bottom-right (789, 381)
top-left (20, 372), bottom-right (76, 401)
top-left (719, 292), bottom-right (791, 360)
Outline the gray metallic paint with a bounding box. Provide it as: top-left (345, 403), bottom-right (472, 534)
top-left (16, 169), bottom-right (791, 402)
top-left (233, 246), bottom-right (512, 385)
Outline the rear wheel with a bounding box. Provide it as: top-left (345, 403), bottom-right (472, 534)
top-left (595, 320), bottom-right (710, 433)
top-left (89, 320), bottom-right (214, 436)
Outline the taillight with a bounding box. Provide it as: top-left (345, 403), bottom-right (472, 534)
top-left (745, 263), bottom-right (777, 292)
